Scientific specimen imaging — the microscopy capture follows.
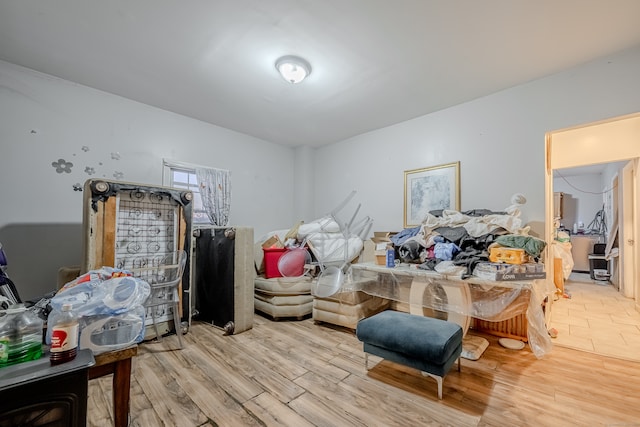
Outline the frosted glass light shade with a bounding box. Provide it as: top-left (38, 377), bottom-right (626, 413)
top-left (275, 55), bottom-right (311, 84)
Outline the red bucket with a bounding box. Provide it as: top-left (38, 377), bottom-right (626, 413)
top-left (263, 247), bottom-right (287, 278)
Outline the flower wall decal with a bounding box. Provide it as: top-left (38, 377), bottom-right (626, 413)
top-left (52, 159), bottom-right (73, 173)
top-left (52, 146), bottom-right (130, 192)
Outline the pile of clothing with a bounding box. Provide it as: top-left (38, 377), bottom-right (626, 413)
top-left (392, 199), bottom-right (546, 279)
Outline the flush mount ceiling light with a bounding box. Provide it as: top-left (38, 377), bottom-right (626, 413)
top-left (275, 55), bottom-right (312, 84)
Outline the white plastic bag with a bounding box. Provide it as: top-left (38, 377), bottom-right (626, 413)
top-left (50, 267), bottom-right (150, 316)
top-left (46, 267), bottom-right (150, 351)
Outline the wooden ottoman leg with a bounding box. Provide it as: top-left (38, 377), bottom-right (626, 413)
top-left (422, 372), bottom-right (444, 400)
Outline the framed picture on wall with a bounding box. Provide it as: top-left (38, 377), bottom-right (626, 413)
top-left (404, 161), bottom-right (460, 228)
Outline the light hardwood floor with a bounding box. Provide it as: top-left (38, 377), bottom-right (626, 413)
top-left (88, 314), bottom-right (640, 427)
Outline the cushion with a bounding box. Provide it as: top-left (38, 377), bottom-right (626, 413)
top-left (356, 310), bottom-right (462, 365)
top-left (255, 299), bottom-right (312, 318)
top-left (254, 276), bottom-right (312, 294)
top-left (315, 290), bottom-right (377, 305)
top-left (254, 292), bottom-right (313, 306)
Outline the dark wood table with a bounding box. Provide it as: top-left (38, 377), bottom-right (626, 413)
top-left (88, 345), bottom-right (138, 427)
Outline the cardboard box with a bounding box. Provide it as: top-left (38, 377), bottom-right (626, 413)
top-left (262, 235), bottom-right (284, 249)
top-left (371, 232), bottom-right (395, 245)
top-left (373, 231), bottom-right (397, 240)
top-left (489, 247), bottom-right (527, 264)
top-left (255, 235), bottom-right (285, 275)
top-left (473, 262), bottom-right (546, 281)
top-left (371, 231), bottom-right (395, 265)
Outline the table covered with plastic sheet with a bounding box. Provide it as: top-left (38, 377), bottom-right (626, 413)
top-left (345, 262), bottom-right (554, 358)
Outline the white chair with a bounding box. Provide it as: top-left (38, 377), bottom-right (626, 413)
top-left (133, 250), bottom-right (187, 348)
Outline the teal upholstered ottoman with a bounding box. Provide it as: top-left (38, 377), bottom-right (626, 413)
top-left (356, 310), bottom-right (463, 399)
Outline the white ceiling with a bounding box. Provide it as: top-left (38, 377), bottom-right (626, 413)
top-left (1, 1), bottom-right (640, 148)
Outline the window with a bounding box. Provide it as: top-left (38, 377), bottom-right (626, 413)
top-left (163, 160), bottom-right (211, 224)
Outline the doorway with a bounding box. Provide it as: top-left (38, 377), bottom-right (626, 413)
top-left (545, 112), bottom-right (640, 360)
top-left (553, 162), bottom-right (623, 283)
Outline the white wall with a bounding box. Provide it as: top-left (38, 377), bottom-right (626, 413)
top-left (314, 45), bottom-right (640, 237)
top-left (3, 44), bottom-right (640, 299)
top-left (292, 145), bottom-right (315, 225)
top-left (0, 60), bottom-right (296, 299)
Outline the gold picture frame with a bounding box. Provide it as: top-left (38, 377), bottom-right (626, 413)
top-left (404, 161), bottom-right (460, 228)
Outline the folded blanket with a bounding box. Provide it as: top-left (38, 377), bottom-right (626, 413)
top-left (495, 235), bottom-right (546, 258)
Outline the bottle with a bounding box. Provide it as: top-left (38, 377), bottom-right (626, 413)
top-left (0, 304), bottom-right (43, 368)
top-left (386, 244), bottom-right (395, 268)
top-left (50, 303), bottom-right (79, 365)
top-left (0, 317), bottom-right (9, 365)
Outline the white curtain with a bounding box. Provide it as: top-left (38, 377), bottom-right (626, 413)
top-left (196, 167), bottom-right (231, 226)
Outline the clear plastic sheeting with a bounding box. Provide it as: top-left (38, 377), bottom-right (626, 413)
top-left (551, 240), bottom-right (574, 280)
top-left (341, 263), bottom-right (554, 358)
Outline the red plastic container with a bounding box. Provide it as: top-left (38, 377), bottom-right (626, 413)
top-left (263, 247), bottom-right (287, 278)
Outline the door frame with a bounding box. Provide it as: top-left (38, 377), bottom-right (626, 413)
top-left (621, 160), bottom-right (638, 299)
top-left (545, 112), bottom-right (640, 310)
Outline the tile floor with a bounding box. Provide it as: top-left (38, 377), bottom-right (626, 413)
top-left (549, 272), bottom-right (640, 362)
